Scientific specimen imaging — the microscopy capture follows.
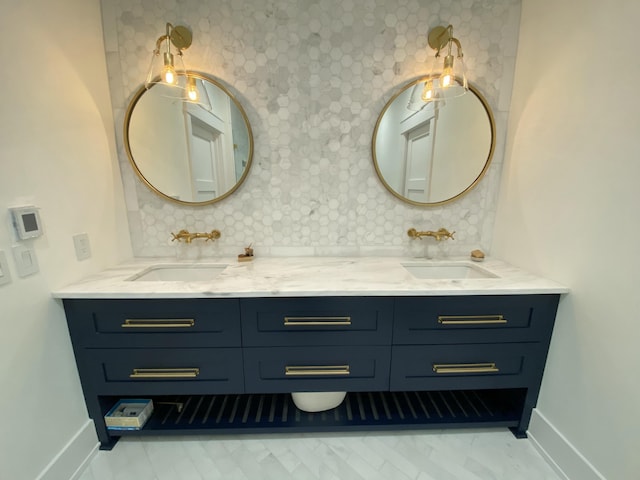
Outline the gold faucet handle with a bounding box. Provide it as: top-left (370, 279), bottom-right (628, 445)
top-left (170, 229), bottom-right (189, 242)
top-left (436, 227), bottom-right (456, 241)
top-left (408, 227), bottom-right (455, 241)
top-left (437, 228), bottom-right (455, 240)
top-left (205, 230), bottom-right (221, 241)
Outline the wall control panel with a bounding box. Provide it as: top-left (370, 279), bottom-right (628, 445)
top-left (10, 206), bottom-right (43, 240)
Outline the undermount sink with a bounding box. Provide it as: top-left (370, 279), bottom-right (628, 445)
top-left (401, 262), bottom-right (497, 279)
top-left (127, 264), bottom-right (228, 282)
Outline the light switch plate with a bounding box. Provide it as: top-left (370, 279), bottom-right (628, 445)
top-left (0, 250), bottom-right (12, 286)
top-left (12, 244), bottom-right (39, 277)
top-left (73, 233), bottom-right (91, 261)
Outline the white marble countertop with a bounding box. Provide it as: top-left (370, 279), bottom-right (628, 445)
top-left (51, 256), bottom-right (569, 299)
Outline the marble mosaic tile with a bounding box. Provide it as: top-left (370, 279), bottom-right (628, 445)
top-left (100, 0), bottom-right (521, 259)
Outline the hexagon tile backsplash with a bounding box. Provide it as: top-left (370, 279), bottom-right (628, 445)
top-left (101, 0), bottom-right (521, 258)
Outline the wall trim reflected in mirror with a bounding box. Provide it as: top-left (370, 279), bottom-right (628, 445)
top-left (372, 76), bottom-right (495, 206)
top-left (124, 71), bottom-right (254, 206)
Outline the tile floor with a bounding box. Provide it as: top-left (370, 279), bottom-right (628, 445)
top-left (77, 429), bottom-right (561, 480)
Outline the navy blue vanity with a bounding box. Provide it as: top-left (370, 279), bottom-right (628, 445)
top-left (61, 291), bottom-right (560, 450)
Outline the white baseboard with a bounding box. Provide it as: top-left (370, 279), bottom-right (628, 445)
top-left (528, 409), bottom-right (607, 480)
top-left (35, 420), bottom-right (98, 480)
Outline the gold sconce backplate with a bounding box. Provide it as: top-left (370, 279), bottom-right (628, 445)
top-left (170, 25), bottom-right (192, 50)
top-left (428, 25), bottom-right (451, 50)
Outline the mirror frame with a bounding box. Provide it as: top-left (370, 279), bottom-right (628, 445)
top-left (372, 76), bottom-right (496, 207)
top-left (123, 71), bottom-right (254, 206)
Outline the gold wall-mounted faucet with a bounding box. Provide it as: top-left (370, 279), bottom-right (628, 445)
top-left (407, 227), bottom-right (455, 241)
top-left (171, 229), bottom-right (221, 244)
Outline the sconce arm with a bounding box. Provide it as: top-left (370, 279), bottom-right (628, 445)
top-left (154, 34), bottom-right (170, 54)
top-left (153, 22), bottom-right (192, 54)
top-left (430, 24), bottom-right (463, 58)
top-left (450, 37), bottom-right (463, 58)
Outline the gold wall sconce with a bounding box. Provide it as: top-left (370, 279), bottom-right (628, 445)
top-left (144, 22), bottom-right (209, 106)
top-left (421, 25), bottom-right (468, 102)
top-left (146, 22), bottom-right (192, 88)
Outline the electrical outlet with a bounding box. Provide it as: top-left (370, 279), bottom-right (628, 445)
top-left (73, 233), bottom-right (91, 261)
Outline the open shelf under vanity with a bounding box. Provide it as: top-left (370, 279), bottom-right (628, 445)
top-left (102, 389), bottom-right (527, 441)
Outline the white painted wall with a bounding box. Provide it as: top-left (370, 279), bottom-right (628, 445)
top-left (493, 1), bottom-right (640, 479)
top-left (0, 1), bottom-right (131, 479)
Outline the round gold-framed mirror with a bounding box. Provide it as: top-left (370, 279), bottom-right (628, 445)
top-left (372, 76), bottom-right (495, 206)
top-left (124, 71), bottom-right (254, 206)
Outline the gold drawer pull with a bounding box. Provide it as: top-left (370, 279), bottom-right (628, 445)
top-left (437, 315), bottom-right (507, 325)
top-left (129, 368), bottom-right (200, 379)
top-left (285, 365), bottom-right (351, 376)
top-left (121, 319), bottom-right (195, 328)
top-left (284, 316), bottom-right (352, 326)
top-left (432, 363), bottom-right (499, 374)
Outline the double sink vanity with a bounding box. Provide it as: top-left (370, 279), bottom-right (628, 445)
top-left (76, 25), bottom-right (574, 451)
top-left (54, 256), bottom-right (567, 450)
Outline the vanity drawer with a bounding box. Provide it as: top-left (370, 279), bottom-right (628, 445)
top-left (240, 297), bottom-right (393, 346)
top-left (390, 343), bottom-right (547, 391)
top-left (243, 346), bottom-right (391, 393)
top-left (81, 348), bottom-right (244, 395)
top-left (393, 295), bottom-right (559, 344)
top-left (63, 299), bottom-right (241, 348)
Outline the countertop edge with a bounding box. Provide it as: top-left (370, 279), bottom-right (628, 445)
top-left (52, 288), bottom-right (569, 299)
top-left (51, 256), bottom-right (570, 299)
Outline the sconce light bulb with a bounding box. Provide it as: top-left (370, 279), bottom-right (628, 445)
top-left (162, 52), bottom-right (178, 85)
top-left (162, 65), bottom-right (177, 84)
top-left (441, 71), bottom-right (453, 88)
top-left (421, 80), bottom-right (435, 101)
top-left (186, 77), bottom-right (199, 101)
top-left (441, 54), bottom-right (455, 89)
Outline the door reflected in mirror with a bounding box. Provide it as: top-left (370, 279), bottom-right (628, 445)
top-left (372, 77), bottom-right (495, 206)
top-left (124, 72), bottom-right (253, 205)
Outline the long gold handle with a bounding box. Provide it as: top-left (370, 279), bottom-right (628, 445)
top-left (129, 368), bottom-right (200, 378)
top-left (284, 316), bottom-right (352, 326)
top-left (437, 315), bottom-right (506, 325)
top-left (121, 319), bottom-right (195, 328)
top-left (285, 365), bottom-right (351, 376)
top-left (432, 363), bottom-right (499, 374)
